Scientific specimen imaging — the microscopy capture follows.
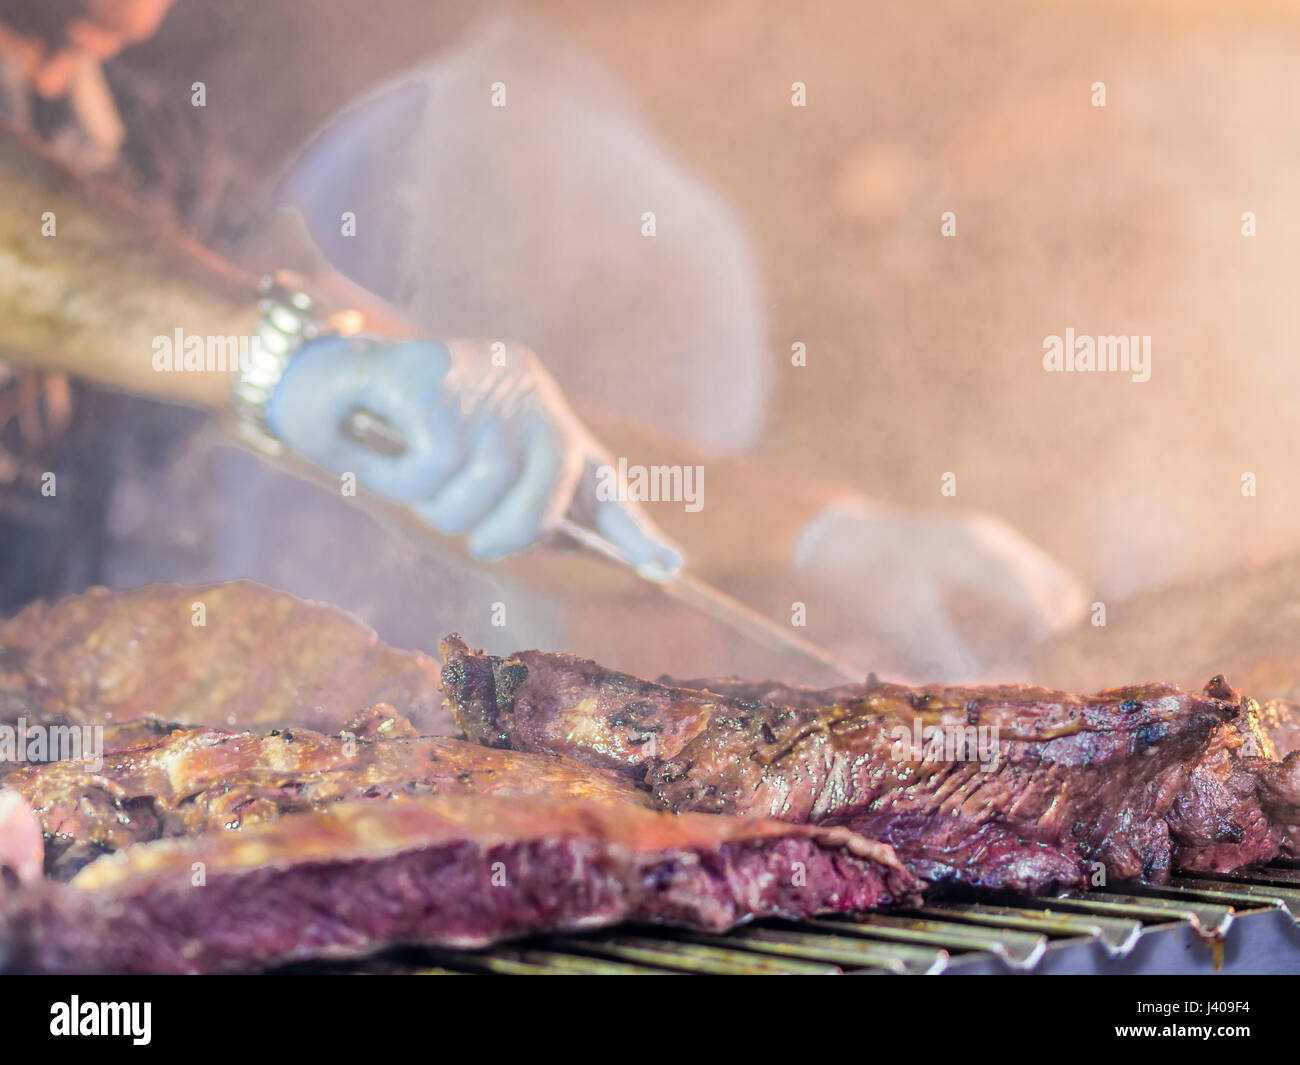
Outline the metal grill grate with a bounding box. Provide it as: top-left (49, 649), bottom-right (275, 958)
top-left (300, 867), bottom-right (1300, 975)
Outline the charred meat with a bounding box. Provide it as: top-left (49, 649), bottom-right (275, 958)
top-left (1165, 688), bottom-right (1283, 873)
top-left (683, 672), bottom-right (1300, 876)
top-left (441, 635), bottom-right (1240, 893)
top-left (6, 709), bottom-right (654, 878)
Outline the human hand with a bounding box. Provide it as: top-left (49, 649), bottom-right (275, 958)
top-left (267, 335), bottom-right (685, 576)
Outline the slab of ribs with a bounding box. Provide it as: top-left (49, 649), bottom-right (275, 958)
top-left (2, 581), bottom-right (1299, 973)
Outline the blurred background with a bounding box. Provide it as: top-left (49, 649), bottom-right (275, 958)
top-left (2, 0), bottom-right (1298, 691)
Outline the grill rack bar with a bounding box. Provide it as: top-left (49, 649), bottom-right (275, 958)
top-left (915, 901), bottom-right (1144, 957)
top-left (302, 865), bottom-right (1300, 975)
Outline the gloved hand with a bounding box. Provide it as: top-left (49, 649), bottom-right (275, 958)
top-left (266, 334), bottom-right (685, 577)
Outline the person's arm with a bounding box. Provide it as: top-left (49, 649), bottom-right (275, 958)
top-left (0, 118), bottom-right (1083, 677)
top-left (0, 120), bottom-right (256, 408)
top-left (0, 120), bottom-right (684, 575)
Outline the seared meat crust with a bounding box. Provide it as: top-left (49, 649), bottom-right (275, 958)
top-left (442, 635), bottom-right (1239, 893)
top-left (7, 710), bottom-right (653, 878)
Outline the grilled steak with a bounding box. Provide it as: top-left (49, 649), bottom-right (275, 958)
top-left (0, 794), bottom-right (923, 973)
top-left (679, 673), bottom-right (1294, 877)
top-left (1166, 686), bottom-right (1300, 867)
top-left (660, 676), bottom-right (872, 711)
top-left (1166, 693), bottom-right (1282, 873)
top-left (1245, 752), bottom-right (1300, 859)
top-left (1240, 698), bottom-right (1300, 858)
top-left (441, 636), bottom-right (1239, 893)
top-left (7, 709), bottom-right (653, 878)
top-left (685, 672), bottom-right (1298, 876)
top-left (0, 581), bottom-right (450, 736)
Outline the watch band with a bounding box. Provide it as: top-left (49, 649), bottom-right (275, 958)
top-left (229, 276), bottom-right (322, 454)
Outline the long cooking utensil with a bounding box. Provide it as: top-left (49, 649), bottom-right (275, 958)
top-left (340, 407), bottom-right (862, 682)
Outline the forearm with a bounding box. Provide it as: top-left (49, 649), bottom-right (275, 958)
top-left (0, 120), bottom-right (259, 410)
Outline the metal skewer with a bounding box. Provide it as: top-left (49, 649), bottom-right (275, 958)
top-left (553, 517), bottom-right (861, 682)
top-left (340, 408), bottom-right (863, 683)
